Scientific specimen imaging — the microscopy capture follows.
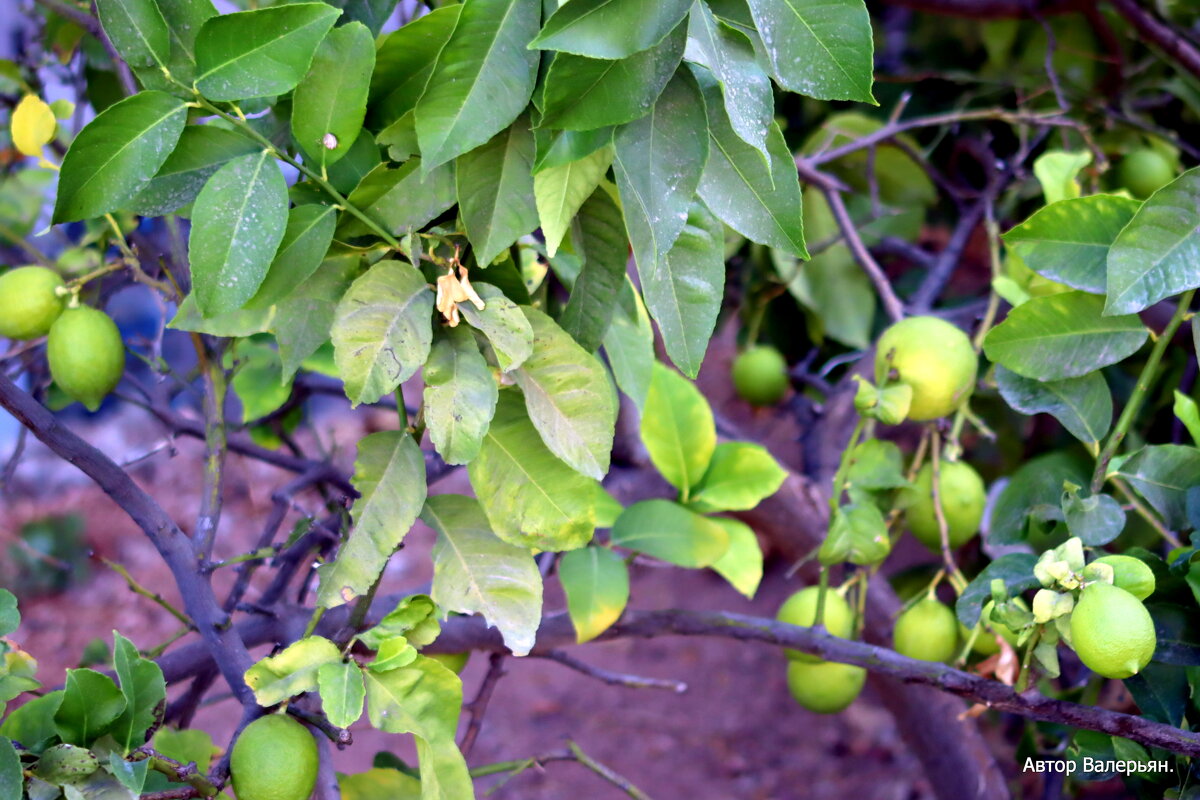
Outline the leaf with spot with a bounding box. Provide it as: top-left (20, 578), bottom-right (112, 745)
top-left (458, 282), bottom-right (534, 371)
top-left (273, 250), bottom-right (361, 380)
top-left (130, 124), bottom-right (260, 217)
top-left (363, 655), bottom-right (461, 741)
top-left (292, 22), bottom-right (375, 168)
top-left (423, 325), bottom-right (498, 465)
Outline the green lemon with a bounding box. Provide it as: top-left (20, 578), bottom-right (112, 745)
top-left (903, 461), bottom-right (986, 551)
top-left (786, 659), bottom-right (866, 714)
top-left (47, 307), bottom-right (125, 412)
top-left (960, 620), bottom-right (1019, 656)
top-left (428, 652), bottom-right (469, 674)
top-left (1070, 582), bottom-right (1156, 679)
top-left (731, 346), bottom-right (788, 406)
top-left (777, 586), bottom-right (854, 663)
top-left (0, 266), bottom-right (65, 340)
top-left (874, 316), bottom-right (977, 421)
top-left (1117, 149), bottom-right (1175, 199)
top-left (231, 714), bottom-right (318, 800)
top-left (894, 598), bottom-right (959, 663)
top-left (1088, 555), bottom-right (1156, 601)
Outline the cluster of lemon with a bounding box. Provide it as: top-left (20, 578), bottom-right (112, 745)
top-left (0, 266), bottom-right (124, 411)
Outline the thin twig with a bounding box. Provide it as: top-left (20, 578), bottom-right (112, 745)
top-left (535, 649), bottom-right (688, 693)
top-left (459, 653), bottom-right (507, 757)
top-left (819, 187), bottom-right (906, 322)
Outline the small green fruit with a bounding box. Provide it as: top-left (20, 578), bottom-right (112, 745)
top-left (47, 306), bottom-right (125, 412)
top-left (1070, 582), bottom-right (1156, 679)
top-left (427, 652), bottom-right (469, 674)
top-left (731, 346), bottom-right (789, 406)
top-left (786, 659), bottom-right (866, 714)
top-left (894, 598), bottom-right (959, 663)
top-left (904, 461), bottom-right (986, 551)
top-left (0, 266), bottom-right (65, 340)
top-left (874, 316), bottom-right (977, 421)
top-left (1089, 555), bottom-right (1155, 601)
top-left (1117, 149), bottom-right (1174, 199)
top-left (777, 586), bottom-right (854, 662)
top-left (230, 714), bottom-right (319, 800)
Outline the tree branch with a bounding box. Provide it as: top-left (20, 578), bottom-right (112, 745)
top-left (1109, 0), bottom-right (1200, 82)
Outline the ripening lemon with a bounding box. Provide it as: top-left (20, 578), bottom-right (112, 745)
top-left (0, 266), bottom-right (65, 340)
top-left (47, 307), bottom-right (125, 412)
top-left (1070, 582), bottom-right (1156, 679)
top-left (874, 316), bottom-right (977, 421)
top-left (903, 461), bottom-right (986, 550)
top-left (731, 346), bottom-right (789, 406)
top-left (230, 714), bottom-right (318, 800)
top-left (786, 659), bottom-right (866, 714)
top-left (1117, 149), bottom-right (1175, 199)
top-left (777, 586), bottom-right (854, 663)
top-left (1089, 555), bottom-right (1156, 601)
top-left (894, 598), bottom-right (959, 663)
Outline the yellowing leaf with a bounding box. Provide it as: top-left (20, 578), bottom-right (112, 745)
top-left (12, 95), bottom-right (56, 158)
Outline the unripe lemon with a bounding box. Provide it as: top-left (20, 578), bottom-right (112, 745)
top-left (1070, 582), bottom-right (1156, 679)
top-left (894, 598), bottom-right (959, 663)
top-left (0, 266), bottom-right (65, 340)
top-left (428, 652), bottom-right (469, 674)
top-left (731, 346), bottom-right (788, 406)
top-left (777, 586), bottom-right (854, 663)
top-left (874, 316), bottom-right (977, 421)
top-left (230, 714), bottom-right (318, 800)
top-left (960, 620), bottom-right (1019, 656)
top-left (47, 307), bottom-right (125, 412)
top-left (903, 461), bottom-right (986, 551)
top-left (1117, 149), bottom-right (1174, 199)
top-left (1089, 555), bottom-right (1155, 601)
top-left (786, 659), bottom-right (866, 714)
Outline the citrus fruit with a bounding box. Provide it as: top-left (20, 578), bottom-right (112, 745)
top-left (874, 316), bottom-right (977, 421)
top-left (731, 345), bottom-right (788, 406)
top-left (47, 307), bottom-right (125, 412)
top-left (1070, 582), bottom-right (1156, 679)
top-left (1117, 148), bottom-right (1174, 199)
top-left (894, 597), bottom-right (959, 663)
top-left (0, 266), bottom-right (65, 340)
top-left (230, 714), bottom-right (318, 800)
top-left (903, 461), bottom-right (986, 550)
top-left (786, 659), bottom-right (866, 714)
top-left (960, 620), bottom-right (1018, 656)
top-left (777, 586), bottom-right (854, 663)
top-left (1088, 555), bottom-right (1155, 601)
top-left (428, 652), bottom-right (469, 674)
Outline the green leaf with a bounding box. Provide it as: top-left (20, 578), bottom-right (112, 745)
top-left (129, 124), bottom-right (260, 217)
top-left (457, 117), bottom-right (539, 266)
top-left (339, 767), bottom-right (422, 800)
top-left (559, 186), bottom-right (628, 351)
top-left (244, 636), bottom-right (341, 706)
top-left (538, 23), bottom-right (685, 130)
top-left (696, 72), bottom-right (805, 255)
top-left (709, 517), bottom-right (763, 598)
top-left (96, 0), bottom-right (169, 68)
top-left (326, 0), bottom-right (396, 36)
top-left (423, 325), bottom-right (498, 465)
top-left (1062, 490), bottom-right (1125, 546)
top-left (690, 442), bottom-right (786, 512)
top-left (0, 738), bottom-right (21, 800)
top-left (955, 553), bottom-right (1039, 627)
top-left (819, 503), bottom-right (890, 566)
top-left (603, 280), bottom-right (655, 409)
top-left (534, 145), bottom-right (613, 257)
top-left (274, 250), bottom-right (361, 380)
top-left (458, 282), bottom-right (534, 371)
top-left (641, 363), bottom-right (715, 491)
top-left (368, 637), bottom-right (418, 672)
top-left (422, 494), bottom-right (543, 656)
top-left (0, 590), bottom-right (17, 637)
top-left (414, 0), bottom-right (540, 170)
top-left (331, 260), bottom-right (434, 406)
top-left (1105, 168), bottom-right (1200, 315)
top-left (844, 439), bottom-right (909, 490)
top-left (983, 291), bottom-right (1148, 381)
top-left (512, 307), bottom-right (616, 480)
top-left (414, 735), bottom-right (473, 800)
top-left (995, 366), bottom-right (1112, 446)
top-left (0, 691), bottom-right (63, 752)
top-left (363, 656), bottom-right (461, 741)
top-left (1032, 150), bottom-right (1090, 205)
top-left (338, 160), bottom-right (457, 238)
top-left (639, 201), bottom-right (725, 377)
top-left (156, 0), bottom-right (217, 86)
top-left (188, 150), bottom-right (288, 316)
top-left (110, 633), bottom-right (165, 754)
top-left (169, 294), bottom-right (273, 336)
top-left (1003, 195), bottom-right (1139, 295)
top-left (108, 751), bottom-right (150, 794)
top-left (989, 450), bottom-right (1088, 545)
top-left (230, 342), bottom-right (292, 421)
top-left (53, 91), bottom-right (188, 223)
top-left (558, 546), bottom-right (629, 643)
top-left (613, 70), bottom-right (708, 271)
top-left (1116, 445), bottom-right (1200, 530)
top-left (317, 661), bottom-right (365, 729)
top-left (533, 125), bottom-right (613, 172)
top-left (531, 0), bottom-right (692, 59)
top-left (1125, 663), bottom-right (1188, 727)
top-left (610, 499), bottom-right (730, 567)
top-left (248, 204), bottom-right (337, 309)
top-left (292, 21), bottom-right (375, 168)
top-left (358, 595), bottom-right (440, 650)
top-left (369, 5), bottom-right (461, 128)
top-left (744, 0), bottom-right (875, 103)
top-left (1175, 390), bottom-right (1200, 447)
top-left (55, 669), bottom-right (126, 746)
top-left (468, 390), bottom-right (596, 551)
top-left (194, 3), bottom-right (341, 101)
top-left (319, 431), bottom-right (427, 606)
top-left (685, 1), bottom-right (773, 158)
